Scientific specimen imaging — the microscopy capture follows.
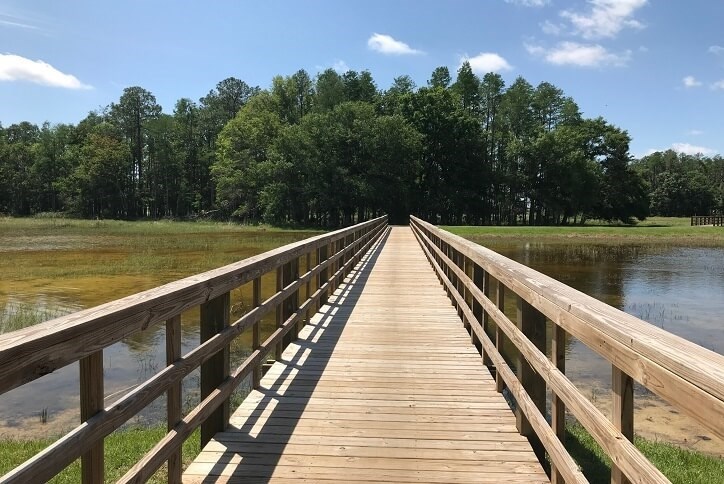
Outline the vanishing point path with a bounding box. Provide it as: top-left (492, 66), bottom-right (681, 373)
top-left (184, 227), bottom-right (547, 483)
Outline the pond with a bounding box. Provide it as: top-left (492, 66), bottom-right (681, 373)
top-left (477, 238), bottom-right (724, 455)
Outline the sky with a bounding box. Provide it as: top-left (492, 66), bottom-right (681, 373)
top-left (1, 0), bottom-right (723, 158)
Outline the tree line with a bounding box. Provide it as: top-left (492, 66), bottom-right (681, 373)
top-left (1, 64), bottom-right (722, 226)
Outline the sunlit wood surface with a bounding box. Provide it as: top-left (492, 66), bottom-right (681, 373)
top-left (184, 227), bottom-right (548, 483)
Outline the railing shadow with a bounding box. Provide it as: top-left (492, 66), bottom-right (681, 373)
top-left (198, 228), bottom-right (391, 482)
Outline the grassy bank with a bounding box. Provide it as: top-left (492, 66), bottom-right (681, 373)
top-left (444, 217), bottom-right (724, 246)
top-left (567, 423), bottom-right (724, 483)
top-left (0, 427), bottom-right (199, 483)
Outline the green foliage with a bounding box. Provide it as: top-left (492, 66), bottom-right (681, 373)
top-left (1, 66), bottom-right (670, 226)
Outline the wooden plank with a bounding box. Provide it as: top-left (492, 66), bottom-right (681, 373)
top-left (551, 323), bottom-right (567, 484)
top-left (612, 365), bottom-right (634, 484)
top-left (185, 227), bottom-right (547, 483)
top-left (79, 350), bottom-right (103, 484)
top-left (200, 291), bottom-right (230, 448)
top-left (165, 315), bottom-right (182, 484)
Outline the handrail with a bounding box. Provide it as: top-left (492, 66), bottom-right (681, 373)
top-left (410, 215), bottom-right (724, 484)
top-left (0, 216), bottom-right (388, 483)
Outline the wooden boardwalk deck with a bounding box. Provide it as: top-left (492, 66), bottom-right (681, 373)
top-left (184, 227), bottom-right (548, 483)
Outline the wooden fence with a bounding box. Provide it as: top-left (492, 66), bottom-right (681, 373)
top-left (0, 216), bottom-right (388, 484)
top-left (410, 216), bottom-right (724, 484)
top-left (691, 215), bottom-right (724, 226)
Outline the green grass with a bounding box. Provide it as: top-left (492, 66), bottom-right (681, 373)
top-left (567, 423), bottom-right (724, 484)
top-left (0, 427), bottom-right (200, 483)
top-left (443, 217), bottom-right (724, 246)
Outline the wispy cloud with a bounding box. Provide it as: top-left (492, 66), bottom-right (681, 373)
top-left (687, 129), bottom-right (704, 136)
top-left (461, 52), bottom-right (513, 74)
top-left (711, 80), bottom-right (724, 90)
top-left (709, 45), bottom-right (724, 55)
top-left (682, 76), bottom-right (702, 88)
top-left (526, 41), bottom-right (630, 67)
top-left (541, 20), bottom-right (564, 35)
top-left (560, 0), bottom-right (648, 40)
top-left (671, 143), bottom-right (716, 156)
top-left (0, 53), bottom-right (92, 89)
top-left (505, 0), bottom-right (550, 7)
top-left (367, 33), bottom-right (423, 55)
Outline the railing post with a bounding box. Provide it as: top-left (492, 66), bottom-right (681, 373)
top-left (516, 296), bottom-right (546, 464)
top-left (252, 277), bottom-right (261, 389)
top-left (80, 350), bottom-right (104, 484)
top-left (478, 269), bottom-right (492, 366)
top-left (494, 279), bottom-right (505, 392)
top-left (612, 366), bottom-right (634, 484)
top-left (200, 291), bottom-right (230, 448)
top-left (275, 266), bottom-right (284, 360)
top-left (305, 252), bottom-right (312, 326)
top-left (551, 324), bottom-right (567, 484)
top-left (166, 315), bottom-right (182, 484)
top-left (471, 263), bottom-right (484, 356)
top-left (317, 243), bottom-right (328, 309)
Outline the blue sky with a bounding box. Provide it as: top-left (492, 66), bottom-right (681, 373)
top-left (1, 0), bottom-right (723, 158)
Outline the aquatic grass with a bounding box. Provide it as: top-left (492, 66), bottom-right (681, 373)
top-left (0, 303), bottom-right (69, 334)
top-left (566, 422), bottom-right (724, 484)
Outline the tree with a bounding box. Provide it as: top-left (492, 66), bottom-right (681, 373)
top-left (315, 69), bottom-right (345, 112)
top-left (452, 62), bottom-right (480, 113)
top-left (428, 66), bottom-right (451, 89)
top-left (109, 86), bottom-right (162, 216)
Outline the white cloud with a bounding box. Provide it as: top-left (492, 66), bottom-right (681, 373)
top-left (541, 20), bottom-right (564, 35)
top-left (461, 52), bottom-right (513, 74)
top-left (332, 60), bottom-right (349, 73)
top-left (367, 33), bottom-right (423, 55)
top-left (0, 53), bottom-right (91, 89)
top-left (688, 129), bottom-right (704, 136)
top-left (525, 41), bottom-right (630, 67)
top-left (709, 45), bottom-right (724, 55)
top-left (505, 0), bottom-right (550, 6)
top-left (682, 75), bottom-right (702, 88)
top-left (671, 143), bottom-right (716, 156)
top-left (561, 0), bottom-right (647, 40)
top-left (712, 80), bottom-right (724, 90)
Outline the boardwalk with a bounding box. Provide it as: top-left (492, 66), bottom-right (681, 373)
top-left (184, 227), bottom-right (548, 483)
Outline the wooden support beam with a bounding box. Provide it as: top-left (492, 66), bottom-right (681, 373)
top-left (275, 266), bottom-right (284, 360)
top-left (517, 296), bottom-right (547, 464)
top-left (494, 279), bottom-right (505, 393)
top-left (165, 315), bottom-right (182, 484)
top-left (612, 366), bottom-right (634, 484)
top-left (252, 278), bottom-right (261, 389)
top-left (200, 291), bottom-right (230, 448)
top-left (80, 350), bottom-right (103, 484)
top-left (551, 324), bottom-right (567, 484)
top-left (317, 244), bottom-right (328, 309)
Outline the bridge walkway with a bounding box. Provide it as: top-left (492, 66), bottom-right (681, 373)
top-left (183, 226), bottom-right (548, 483)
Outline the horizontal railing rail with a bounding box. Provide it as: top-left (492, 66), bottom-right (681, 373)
top-left (0, 215), bottom-right (388, 484)
top-left (410, 215), bottom-right (724, 484)
top-left (691, 215), bottom-right (724, 226)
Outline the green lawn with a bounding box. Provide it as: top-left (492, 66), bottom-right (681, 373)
top-left (567, 423), bottom-right (724, 484)
top-left (0, 427), bottom-right (199, 483)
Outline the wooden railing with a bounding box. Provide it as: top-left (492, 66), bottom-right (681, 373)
top-left (691, 215), bottom-right (724, 226)
top-left (0, 216), bottom-right (388, 483)
top-left (410, 216), bottom-right (724, 484)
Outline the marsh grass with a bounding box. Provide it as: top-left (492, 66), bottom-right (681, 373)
top-left (0, 427), bottom-right (200, 483)
top-left (0, 303), bottom-right (69, 333)
top-left (567, 423), bottom-right (724, 483)
top-left (444, 217), bottom-right (724, 246)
